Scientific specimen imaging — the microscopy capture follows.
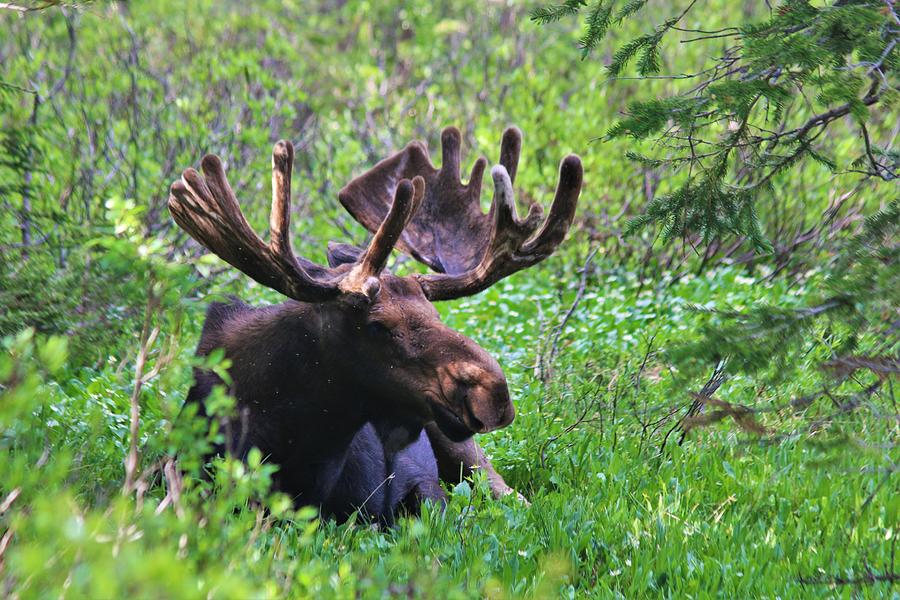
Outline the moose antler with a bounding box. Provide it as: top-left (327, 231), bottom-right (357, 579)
top-left (169, 140), bottom-right (424, 302)
top-left (338, 127), bottom-right (583, 300)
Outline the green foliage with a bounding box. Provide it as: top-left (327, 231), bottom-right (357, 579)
top-left (530, 0), bottom-right (587, 25)
top-left (578, 2), bottom-right (615, 59)
top-left (535, 0), bottom-right (898, 452)
top-left (2, 262), bottom-right (897, 597)
top-left (535, 0), bottom-right (897, 245)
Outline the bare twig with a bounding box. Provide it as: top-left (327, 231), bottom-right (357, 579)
top-left (539, 387), bottom-right (603, 469)
top-left (540, 247), bottom-right (598, 382)
top-left (122, 281), bottom-right (161, 495)
top-left (154, 458), bottom-right (185, 519)
top-left (658, 360), bottom-right (727, 455)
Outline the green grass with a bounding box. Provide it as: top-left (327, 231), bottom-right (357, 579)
top-left (2, 263), bottom-right (896, 598)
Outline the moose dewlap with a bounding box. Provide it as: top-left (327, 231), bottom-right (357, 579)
top-left (169, 126), bottom-right (583, 522)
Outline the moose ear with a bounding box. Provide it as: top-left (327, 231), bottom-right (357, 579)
top-left (326, 242), bottom-right (364, 268)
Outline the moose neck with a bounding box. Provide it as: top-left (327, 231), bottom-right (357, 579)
top-left (225, 301), bottom-right (371, 463)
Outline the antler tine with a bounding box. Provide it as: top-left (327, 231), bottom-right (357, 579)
top-left (169, 143), bottom-right (340, 302)
top-left (416, 153), bottom-right (583, 301)
top-left (440, 127), bottom-right (462, 181)
top-left (442, 127), bottom-right (489, 198)
top-left (498, 126), bottom-right (522, 184)
top-left (489, 164), bottom-right (540, 234)
top-left (361, 176), bottom-right (425, 275)
top-left (270, 140), bottom-right (297, 262)
top-left (340, 176), bottom-right (425, 297)
top-left (522, 155), bottom-right (582, 255)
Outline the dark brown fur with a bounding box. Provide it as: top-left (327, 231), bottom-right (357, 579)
top-left (187, 274), bottom-right (511, 520)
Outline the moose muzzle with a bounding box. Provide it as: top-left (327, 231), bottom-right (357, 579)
top-left (437, 360), bottom-right (515, 436)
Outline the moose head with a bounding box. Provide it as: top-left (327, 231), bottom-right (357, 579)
top-left (168, 127), bottom-right (582, 447)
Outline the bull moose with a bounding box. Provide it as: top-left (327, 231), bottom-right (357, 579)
top-left (168, 126), bottom-right (582, 523)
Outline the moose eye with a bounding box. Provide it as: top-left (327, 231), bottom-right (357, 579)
top-left (366, 320), bottom-right (391, 336)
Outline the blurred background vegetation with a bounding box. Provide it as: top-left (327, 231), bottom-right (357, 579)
top-left (0, 0), bottom-right (896, 597)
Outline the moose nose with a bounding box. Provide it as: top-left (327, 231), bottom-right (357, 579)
top-left (439, 360), bottom-right (515, 433)
top-left (455, 377), bottom-right (515, 433)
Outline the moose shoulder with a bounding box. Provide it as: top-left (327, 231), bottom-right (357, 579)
top-left (170, 127), bottom-right (582, 522)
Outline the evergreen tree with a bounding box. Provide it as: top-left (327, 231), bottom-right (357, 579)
top-left (535, 1), bottom-right (898, 436)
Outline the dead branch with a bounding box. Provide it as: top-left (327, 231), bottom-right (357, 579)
top-left (540, 247), bottom-right (597, 383)
top-left (122, 280), bottom-right (161, 495)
